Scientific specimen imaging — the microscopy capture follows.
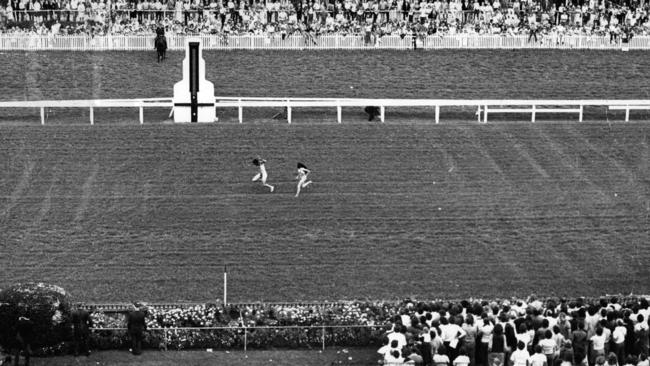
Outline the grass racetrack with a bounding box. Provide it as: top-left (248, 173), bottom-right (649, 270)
top-left (0, 122), bottom-right (648, 302)
top-left (0, 50), bottom-right (649, 302)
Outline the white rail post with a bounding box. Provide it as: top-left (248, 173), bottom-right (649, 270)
top-left (287, 99), bottom-right (292, 124)
top-left (531, 105), bottom-right (536, 123)
top-left (337, 102), bottom-right (341, 124)
top-left (238, 99), bottom-right (243, 123)
top-left (579, 105), bottom-right (583, 122)
top-left (223, 265), bottom-right (227, 305)
top-left (483, 105), bottom-right (488, 123)
top-left (625, 106), bottom-right (630, 122)
top-left (435, 105), bottom-right (440, 124)
top-left (139, 106), bottom-right (144, 124)
top-left (476, 106), bottom-right (481, 123)
top-left (380, 106), bottom-right (385, 123)
top-left (40, 107), bottom-right (45, 125)
top-left (90, 107), bottom-right (94, 125)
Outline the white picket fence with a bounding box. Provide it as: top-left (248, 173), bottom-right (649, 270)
top-left (0, 34), bottom-right (649, 50)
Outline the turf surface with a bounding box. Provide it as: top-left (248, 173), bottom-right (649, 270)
top-left (0, 123), bottom-right (648, 302)
top-left (0, 50), bottom-right (649, 302)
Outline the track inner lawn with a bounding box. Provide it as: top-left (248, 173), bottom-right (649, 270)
top-left (0, 123), bottom-right (648, 302)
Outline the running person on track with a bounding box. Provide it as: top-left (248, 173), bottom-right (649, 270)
top-left (252, 156), bottom-right (274, 192)
top-left (295, 162), bottom-right (312, 197)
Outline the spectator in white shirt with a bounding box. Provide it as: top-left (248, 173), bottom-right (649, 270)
top-left (388, 325), bottom-right (408, 350)
top-left (590, 326), bottom-right (607, 365)
top-left (530, 345), bottom-right (548, 366)
top-left (511, 341), bottom-right (531, 366)
top-left (434, 345), bottom-right (451, 366)
top-left (440, 316), bottom-right (467, 361)
top-left (538, 329), bottom-right (557, 366)
top-left (479, 317), bottom-right (495, 366)
top-left (612, 320), bottom-right (627, 364)
top-left (378, 338), bottom-right (399, 358)
top-left (453, 348), bottom-right (471, 366)
top-left (385, 349), bottom-right (406, 364)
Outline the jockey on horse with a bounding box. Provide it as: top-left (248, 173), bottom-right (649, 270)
top-left (154, 25), bottom-right (167, 62)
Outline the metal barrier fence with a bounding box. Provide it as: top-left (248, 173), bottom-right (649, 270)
top-left (0, 34), bottom-right (649, 50)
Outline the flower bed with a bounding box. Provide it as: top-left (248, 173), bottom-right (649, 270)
top-left (3, 290), bottom-right (648, 355)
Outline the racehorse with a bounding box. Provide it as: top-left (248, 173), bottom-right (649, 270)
top-left (154, 31), bottom-right (167, 62)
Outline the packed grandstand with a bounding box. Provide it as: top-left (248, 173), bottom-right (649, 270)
top-left (0, 0), bottom-right (648, 39)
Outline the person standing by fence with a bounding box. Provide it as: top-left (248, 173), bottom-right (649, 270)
top-left (126, 305), bottom-right (147, 356)
top-left (71, 306), bottom-right (93, 357)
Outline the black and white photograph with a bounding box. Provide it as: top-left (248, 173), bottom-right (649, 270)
top-left (0, 1), bottom-right (649, 364)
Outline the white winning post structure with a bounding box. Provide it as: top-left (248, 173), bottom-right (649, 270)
top-left (172, 38), bottom-right (215, 123)
top-left (0, 38), bottom-right (649, 124)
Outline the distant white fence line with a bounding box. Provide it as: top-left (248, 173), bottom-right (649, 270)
top-left (1, 97), bottom-right (649, 124)
top-left (0, 34), bottom-right (649, 50)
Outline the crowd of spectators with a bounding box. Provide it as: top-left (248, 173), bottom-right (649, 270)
top-left (377, 297), bottom-right (650, 366)
top-left (0, 0), bottom-right (649, 40)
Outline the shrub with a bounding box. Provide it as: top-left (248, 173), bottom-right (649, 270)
top-left (0, 282), bottom-right (72, 355)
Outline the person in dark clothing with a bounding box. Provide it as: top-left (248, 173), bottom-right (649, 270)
top-left (71, 307), bottom-right (93, 357)
top-left (364, 106), bottom-right (380, 121)
top-left (420, 332), bottom-right (434, 366)
top-left (14, 316), bottom-right (34, 366)
top-left (572, 321), bottom-right (588, 366)
top-left (126, 306), bottom-right (147, 355)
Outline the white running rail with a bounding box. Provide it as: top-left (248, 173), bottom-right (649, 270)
top-left (1, 97), bottom-right (649, 124)
top-left (0, 34), bottom-right (649, 50)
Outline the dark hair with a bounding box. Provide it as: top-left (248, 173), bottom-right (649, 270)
top-left (438, 345), bottom-right (447, 355)
top-left (608, 352), bottom-right (618, 365)
top-left (517, 341), bottom-right (525, 350)
top-left (596, 326), bottom-right (603, 336)
top-left (534, 344), bottom-right (542, 354)
top-left (518, 323), bottom-right (527, 333)
top-left (542, 319), bottom-right (549, 328)
top-left (391, 340), bottom-right (399, 348)
top-left (494, 323), bottom-right (504, 336)
top-left (624, 356), bottom-right (637, 365)
top-left (465, 315), bottom-right (474, 325)
top-left (545, 329), bottom-right (552, 339)
top-left (392, 350), bottom-right (401, 358)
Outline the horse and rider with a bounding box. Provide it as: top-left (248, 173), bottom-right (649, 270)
top-left (154, 25), bottom-right (167, 62)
